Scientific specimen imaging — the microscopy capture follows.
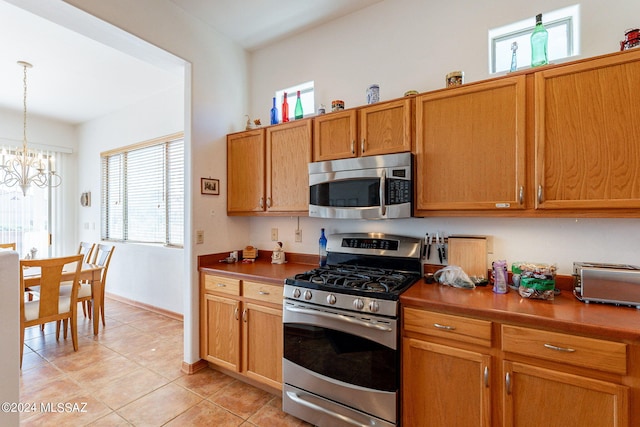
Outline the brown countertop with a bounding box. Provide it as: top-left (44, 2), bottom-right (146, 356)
top-left (198, 252), bottom-right (317, 286)
top-left (401, 280), bottom-right (640, 341)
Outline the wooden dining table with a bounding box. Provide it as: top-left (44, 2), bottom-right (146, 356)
top-left (22, 263), bottom-right (106, 335)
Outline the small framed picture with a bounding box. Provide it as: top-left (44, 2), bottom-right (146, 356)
top-left (201, 178), bottom-right (219, 195)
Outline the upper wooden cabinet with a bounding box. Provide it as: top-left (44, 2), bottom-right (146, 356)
top-left (227, 128), bottom-right (265, 214)
top-left (313, 110), bottom-right (357, 161)
top-left (266, 119), bottom-right (312, 213)
top-left (415, 76), bottom-right (527, 213)
top-left (313, 98), bottom-right (413, 161)
top-left (535, 49), bottom-right (640, 211)
top-left (227, 119), bottom-right (312, 216)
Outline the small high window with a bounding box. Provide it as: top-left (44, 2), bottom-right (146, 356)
top-left (275, 81), bottom-right (315, 120)
top-left (489, 5), bottom-right (580, 74)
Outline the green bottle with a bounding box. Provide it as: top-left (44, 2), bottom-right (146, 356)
top-left (530, 13), bottom-right (548, 67)
top-left (294, 90), bottom-right (303, 119)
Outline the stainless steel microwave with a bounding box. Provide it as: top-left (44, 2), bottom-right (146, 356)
top-left (308, 152), bottom-right (412, 219)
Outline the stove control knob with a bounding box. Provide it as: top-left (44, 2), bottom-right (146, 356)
top-left (353, 298), bottom-right (365, 310)
top-left (304, 290), bottom-right (312, 300)
top-left (369, 301), bottom-right (380, 313)
top-left (293, 288), bottom-right (301, 299)
top-left (327, 294), bottom-right (337, 305)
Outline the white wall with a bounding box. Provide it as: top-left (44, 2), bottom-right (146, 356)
top-left (246, 0), bottom-right (640, 275)
top-left (76, 85), bottom-right (185, 313)
top-left (60, 0), bottom-right (250, 364)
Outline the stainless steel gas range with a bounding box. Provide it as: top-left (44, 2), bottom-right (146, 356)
top-left (282, 232), bottom-right (422, 427)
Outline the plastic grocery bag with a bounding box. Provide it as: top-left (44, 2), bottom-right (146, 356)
top-left (434, 266), bottom-right (475, 289)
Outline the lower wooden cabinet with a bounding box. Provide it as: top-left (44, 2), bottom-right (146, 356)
top-left (402, 337), bottom-right (491, 427)
top-left (503, 361), bottom-right (628, 427)
top-left (402, 307), bottom-right (632, 427)
top-left (201, 273), bottom-right (283, 390)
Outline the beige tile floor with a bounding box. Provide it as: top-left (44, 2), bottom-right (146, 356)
top-left (19, 298), bottom-right (311, 427)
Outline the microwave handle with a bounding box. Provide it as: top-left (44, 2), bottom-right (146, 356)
top-left (380, 169), bottom-right (387, 216)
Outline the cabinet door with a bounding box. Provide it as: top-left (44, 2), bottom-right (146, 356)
top-left (203, 293), bottom-right (241, 372)
top-left (402, 337), bottom-right (491, 427)
top-left (503, 361), bottom-right (629, 427)
top-left (535, 50), bottom-right (640, 210)
top-left (266, 119), bottom-right (312, 213)
top-left (242, 302), bottom-right (283, 390)
top-left (415, 76), bottom-right (526, 212)
top-left (313, 110), bottom-right (357, 161)
top-left (359, 98), bottom-right (413, 156)
top-left (227, 129), bottom-right (265, 214)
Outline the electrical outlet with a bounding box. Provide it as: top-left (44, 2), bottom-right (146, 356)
top-left (271, 228), bottom-right (278, 241)
top-left (196, 230), bottom-right (204, 244)
top-left (295, 229), bottom-right (302, 242)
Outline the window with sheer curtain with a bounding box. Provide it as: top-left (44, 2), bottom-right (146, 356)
top-left (0, 146), bottom-right (61, 258)
top-left (100, 133), bottom-right (184, 247)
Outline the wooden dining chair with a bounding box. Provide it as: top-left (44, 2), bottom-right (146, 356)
top-left (20, 254), bottom-right (84, 368)
top-left (87, 244), bottom-right (115, 327)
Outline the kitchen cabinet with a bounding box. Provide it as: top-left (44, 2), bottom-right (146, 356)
top-left (534, 49), bottom-right (640, 211)
top-left (402, 308), bottom-right (492, 427)
top-left (313, 98), bottom-right (413, 161)
top-left (415, 76), bottom-right (526, 214)
top-left (227, 119), bottom-right (312, 216)
top-left (502, 325), bottom-right (629, 427)
top-left (201, 275), bottom-right (241, 371)
top-left (200, 273), bottom-right (283, 390)
top-left (402, 305), bottom-right (632, 427)
top-left (227, 128), bottom-right (264, 214)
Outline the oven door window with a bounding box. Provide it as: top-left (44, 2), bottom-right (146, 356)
top-left (284, 323), bottom-right (398, 392)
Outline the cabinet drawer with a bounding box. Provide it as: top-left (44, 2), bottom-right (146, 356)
top-left (403, 307), bottom-right (492, 347)
top-left (243, 281), bottom-right (283, 305)
top-left (204, 274), bottom-right (241, 296)
top-left (501, 325), bottom-right (627, 375)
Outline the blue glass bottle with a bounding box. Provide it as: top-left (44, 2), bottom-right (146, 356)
top-left (270, 97), bottom-right (279, 125)
top-left (319, 228), bottom-right (327, 267)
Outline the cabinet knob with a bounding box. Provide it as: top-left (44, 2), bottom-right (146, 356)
top-left (361, 139), bottom-right (365, 153)
top-left (266, 197), bottom-right (272, 208)
top-left (505, 372), bottom-right (512, 395)
top-left (351, 140), bottom-right (355, 154)
top-left (537, 185), bottom-right (543, 205)
top-left (234, 307), bottom-right (239, 320)
top-left (519, 186), bottom-right (524, 205)
top-left (259, 197), bottom-right (264, 209)
top-left (484, 366), bottom-right (489, 388)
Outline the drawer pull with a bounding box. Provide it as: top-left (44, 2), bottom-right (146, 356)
top-left (234, 307), bottom-right (239, 320)
top-left (505, 372), bottom-right (511, 395)
top-left (242, 309), bottom-right (247, 323)
top-left (259, 290), bottom-right (270, 295)
top-left (433, 323), bottom-right (456, 331)
top-left (217, 283), bottom-right (227, 287)
top-left (544, 343), bottom-right (576, 353)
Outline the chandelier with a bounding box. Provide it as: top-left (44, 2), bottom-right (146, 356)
top-left (0, 61), bottom-right (61, 196)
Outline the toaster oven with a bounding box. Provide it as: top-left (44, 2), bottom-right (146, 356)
top-left (573, 262), bottom-right (640, 309)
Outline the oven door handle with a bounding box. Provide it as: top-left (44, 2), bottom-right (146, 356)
top-left (285, 390), bottom-right (370, 427)
top-left (285, 305), bottom-right (393, 332)
top-left (379, 169), bottom-right (387, 216)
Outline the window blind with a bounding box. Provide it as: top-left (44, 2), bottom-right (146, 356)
top-left (101, 133), bottom-right (184, 247)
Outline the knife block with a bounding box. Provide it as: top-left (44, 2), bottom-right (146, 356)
top-left (447, 236), bottom-right (488, 278)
